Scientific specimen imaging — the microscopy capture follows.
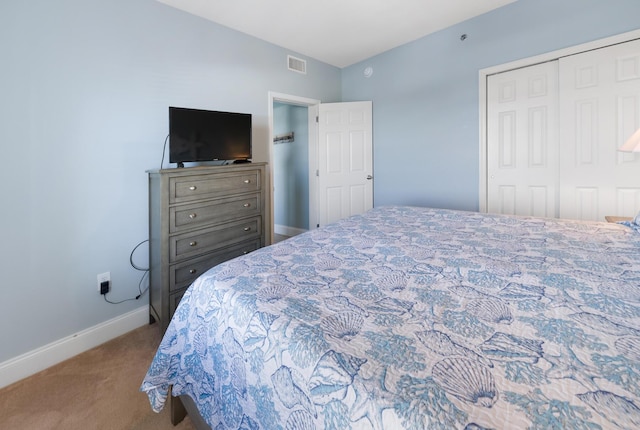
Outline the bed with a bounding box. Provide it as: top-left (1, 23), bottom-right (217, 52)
top-left (141, 206), bottom-right (640, 429)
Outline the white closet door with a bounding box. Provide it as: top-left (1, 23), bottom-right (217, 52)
top-left (487, 61), bottom-right (559, 217)
top-left (559, 39), bottom-right (640, 221)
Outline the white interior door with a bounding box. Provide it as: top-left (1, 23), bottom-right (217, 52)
top-left (559, 39), bottom-right (640, 221)
top-left (487, 61), bottom-right (559, 217)
top-left (317, 101), bottom-right (373, 227)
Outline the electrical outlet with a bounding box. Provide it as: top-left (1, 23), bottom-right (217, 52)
top-left (97, 272), bottom-right (110, 294)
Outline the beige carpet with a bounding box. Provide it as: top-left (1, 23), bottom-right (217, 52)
top-left (0, 323), bottom-right (196, 430)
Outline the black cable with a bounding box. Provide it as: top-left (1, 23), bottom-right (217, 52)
top-left (130, 239), bottom-right (149, 271)
top-left (103, 239), bottom-right (150, 305)
top-left (160, 134), bottom-right (169, 169)
top-left (103, 270), bottom-right (148, 304)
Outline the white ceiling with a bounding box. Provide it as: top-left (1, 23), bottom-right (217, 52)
top-left (156, 0), bottom-right (516, 68)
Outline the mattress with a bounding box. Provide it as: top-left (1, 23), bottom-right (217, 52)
top-left (141, 206), bottom-right (640, 429)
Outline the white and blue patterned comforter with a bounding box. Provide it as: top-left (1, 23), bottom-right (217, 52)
top-left (141, 206), bottom-right (640, 429)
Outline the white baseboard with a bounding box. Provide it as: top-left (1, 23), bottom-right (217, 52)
top-left (274, 224), bottom-right (307, 237)
top-left (0, 306), bottom-right (149, 389)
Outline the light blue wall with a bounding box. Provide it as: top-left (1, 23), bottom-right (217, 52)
top-left (273, 103), bottom-right (309, 230)
top-left (0, 0), bottom-right (340, 363)
top-left (4, 0), bottom-right (640, 368)
top-left (342, 0), bottom-right (640, 211)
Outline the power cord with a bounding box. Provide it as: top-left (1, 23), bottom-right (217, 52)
top-left (160, 134), bottom-right (169, 169)
top-left (106, 133), bottom-right (165, 304)
top-left (103, 239), bottom-right (150, 305)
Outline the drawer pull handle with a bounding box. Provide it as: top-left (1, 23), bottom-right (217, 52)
top-left (189, 241), bottom-right (197, 247)
top-left (189, 269), bottom-right (197, 274)
top-left (243, 203), bottom-right (251, 208)
top-left (189, 213), bottom-right (197, 219)
top-left (189, 186), bottom-right (197, 191)
top-left (243, 227), bottom-right (251, 232)
top-left (243, 179), bottom-right (251, 184)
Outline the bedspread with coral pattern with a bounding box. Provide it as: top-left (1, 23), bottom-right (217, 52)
top-left (141, 206), bottom-right (640, 430)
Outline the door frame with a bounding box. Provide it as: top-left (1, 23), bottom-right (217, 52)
top-left (478, 28), bottom-right (640, 213)
top-left (267, 91), bottom-right (320, 244)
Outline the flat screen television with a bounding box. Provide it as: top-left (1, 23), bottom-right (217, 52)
top-left (169, 107), bottom-right (252, 166)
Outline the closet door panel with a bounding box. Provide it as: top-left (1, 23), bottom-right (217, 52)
top-left (559, 39), bottom-right (640, 221)
top-left (487, 61), bottom-right (559, 217)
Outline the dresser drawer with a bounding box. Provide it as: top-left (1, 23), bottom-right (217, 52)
top-left (170, 170), bottom-right (261, 203)
top-left (170, 193), bottom-right (261, 233)
top-left (170, 217), bottom-right (262, 263)
top-left (169, 239), bottom-right (261, 292)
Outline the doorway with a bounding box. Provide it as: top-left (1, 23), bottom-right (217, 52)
top-left (268, 93), bottom-right (374, 244)
top-left (272, 102), bottom-right (309, 241)
top-left (268, 92), bottom-right (320, 244)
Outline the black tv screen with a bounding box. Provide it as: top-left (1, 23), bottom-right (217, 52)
top-left (169, 107), bottom-right (252, 164)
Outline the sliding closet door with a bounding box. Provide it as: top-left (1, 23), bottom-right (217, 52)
top-left (559, 39), bottom-right (640, 221)
top-left (487, 61), bottom-right (559, 217)
top-left (486, 38), bottom-right (640, 221)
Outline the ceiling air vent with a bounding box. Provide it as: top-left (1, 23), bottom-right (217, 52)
top-left (287, 55), bottom-right (307, 74)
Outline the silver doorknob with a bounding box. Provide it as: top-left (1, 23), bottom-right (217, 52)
top-left (366, 175), bottom-right (373, 180)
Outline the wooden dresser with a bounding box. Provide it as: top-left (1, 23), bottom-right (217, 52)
top-left (147, 163), bottom-right (266, 332)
